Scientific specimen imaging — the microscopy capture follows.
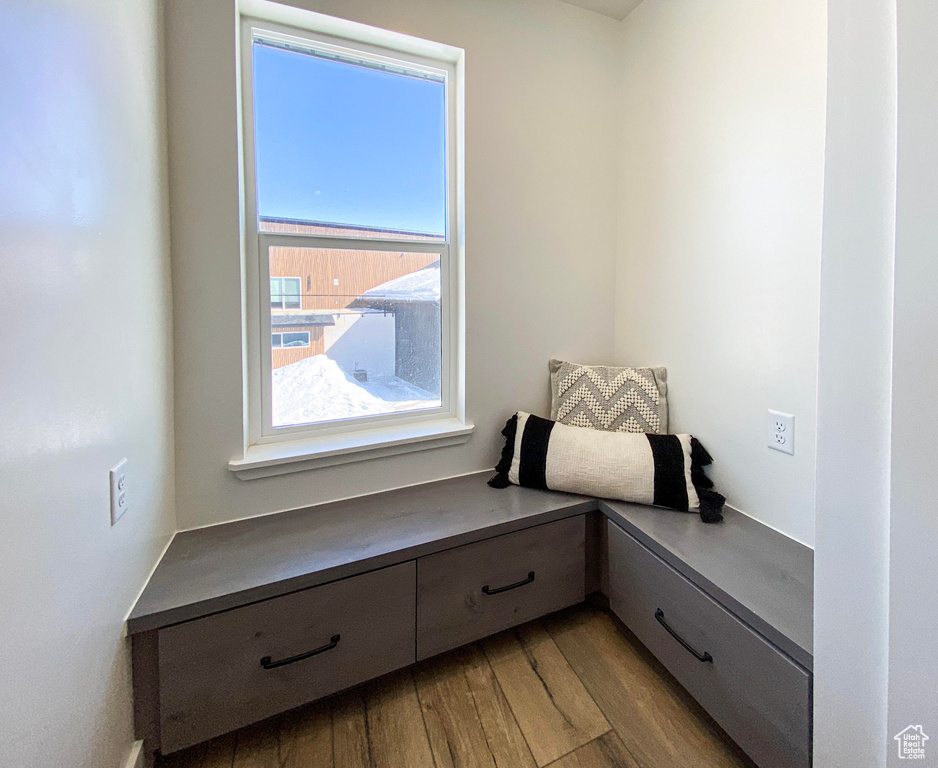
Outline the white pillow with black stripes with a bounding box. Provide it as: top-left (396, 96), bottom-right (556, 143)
top-left (488, 412), bottom-right (724, 523)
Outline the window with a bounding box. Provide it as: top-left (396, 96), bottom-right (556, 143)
top-left (270, 277), bottom-right (301, 309)
top-left (272, 331), bottom-right (310, 348)
top-left (238, 14), bottom-right (465, 462)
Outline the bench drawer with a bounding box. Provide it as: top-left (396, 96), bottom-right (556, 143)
top-left (158, 562), bottom-right (415, 753)
top-left (416, 516), bottom-right (585, 660)
top-left (607, 520), bottom-right (810, 768)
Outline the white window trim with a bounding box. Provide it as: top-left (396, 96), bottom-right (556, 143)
top-left (230, 5), bottom-right (469, 479)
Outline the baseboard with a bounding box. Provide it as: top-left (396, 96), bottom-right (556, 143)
top-left (123, 740), bottom-right (146, 768)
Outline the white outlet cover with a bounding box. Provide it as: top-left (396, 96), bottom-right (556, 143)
top-left (768, 410), bottom-right (795, 455)
top-left (110, 458), bottom-right (129, 525)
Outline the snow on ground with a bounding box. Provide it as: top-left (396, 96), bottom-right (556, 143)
top-left (272, 354), bottom-right (440, 427)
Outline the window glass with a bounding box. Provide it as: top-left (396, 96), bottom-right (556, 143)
top-left (253, 39), bottom-right (446, 240)
top-left (251, 31), bottom-right (451, 434)
top-left (267, 245), bottom-right (442, 428)
top-left (281, 331), bottom-right (309, 347)
top-left (283, 277), bottom-right (301, 309)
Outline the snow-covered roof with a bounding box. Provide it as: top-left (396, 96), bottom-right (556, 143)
top-left (271, 313), bottom-right (335, 328)
top-left (356, 261), bottom-right (441, 304)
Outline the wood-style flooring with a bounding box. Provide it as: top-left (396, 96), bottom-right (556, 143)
top-left (157, 606), bottom-right (755, 768)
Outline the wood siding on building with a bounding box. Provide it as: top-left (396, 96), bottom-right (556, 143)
top-left (271, 326), bottom-right (325, 369)
top-left (264, 222), bottom-right (441, 371)
top-left (269, 247), bottom-right (439, 312)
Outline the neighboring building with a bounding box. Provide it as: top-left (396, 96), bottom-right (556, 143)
top-left (261, 215), bottom-right (445, 242)
top-left (352, 261), bottom-right (442, 394)
top-left (270, 312), bottom-right (334, 369)
top-left (262, 217), bottom-right (441, 372)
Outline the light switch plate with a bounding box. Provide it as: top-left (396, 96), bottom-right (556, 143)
top-left (110, 458), bottom-right (129, 525)
top-left (768, 410), bottom-right (794, 455)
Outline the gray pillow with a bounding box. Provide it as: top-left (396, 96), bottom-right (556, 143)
top-left (549, 359), bottom-right (669, 434)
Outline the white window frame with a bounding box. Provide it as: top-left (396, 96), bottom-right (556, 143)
top-left (232, 7), bottom-right (469, 478)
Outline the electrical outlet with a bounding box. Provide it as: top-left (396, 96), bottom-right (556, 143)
top-left (110, 458), bottom-right (129, 525)
top-left (768, 410), bottom-right (794, 455)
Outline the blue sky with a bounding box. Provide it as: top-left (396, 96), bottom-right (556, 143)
top-left (253, 42), bottom-right (446, 235)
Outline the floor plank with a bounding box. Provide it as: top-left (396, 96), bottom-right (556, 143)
top-left (546, 732), bottom-right (640, 768)
top-left (231, 721), bottom-right (281, 768)
top-left (160, 733), bottom-right (237, 768)
top-left (543, 608), bottom-right (752, 768)
top-left (202, 735), bottom-right (238, 768)
top-left (414, 649), bottom-right (497, 768)
top-left (331, 690), bottom-right (372, 768)
top-left (461, 644), bottom-right (538, 768)
top-left (278, 701), bottom-right (333, 768)
top-left (363, 669), bottom-right (436, 768)
top-left (482, 623), bottom-right (610, 767)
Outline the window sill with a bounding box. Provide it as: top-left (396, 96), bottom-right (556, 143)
top-left (228, 417), bottom-right (474, 480)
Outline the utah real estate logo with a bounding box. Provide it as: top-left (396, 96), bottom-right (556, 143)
top-left (894, 725), bottom-right (929, 760)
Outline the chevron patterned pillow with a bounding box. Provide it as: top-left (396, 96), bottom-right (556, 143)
top-left (549, 359), bottom-right (669, 434)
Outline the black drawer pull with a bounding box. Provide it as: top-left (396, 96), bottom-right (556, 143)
top-left (655, 609), bottom-right (712, 663)
top-left (482, 571), bottom-right (535, 595)
top-left (260, 634), bottom-right (341, 670)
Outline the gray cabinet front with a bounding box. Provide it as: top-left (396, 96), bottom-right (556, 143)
top-left (158, 562), bottom-right (416, 753)
top-left (608, 520), bottom-right (810, 768)
top-left (416, 516), bottom-right (586, 660)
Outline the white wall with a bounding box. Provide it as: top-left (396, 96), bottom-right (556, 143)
top-left (888, 0), bottom-right (938, 758)
top-left (323, 312), bottom-right (397, 380)
top-left (614, 1), bottom-right (827, 546)
top-left (815, 1), bottom-right (938, 762)
top-left (0, 1), bottom-right (175, 767)
top-left (167, 0), bottom-right (620, 530)
top-left (813, 0), bottom-right (896, 764)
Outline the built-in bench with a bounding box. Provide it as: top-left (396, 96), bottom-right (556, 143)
top-left (128, 472), bottom-right (812, 767)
